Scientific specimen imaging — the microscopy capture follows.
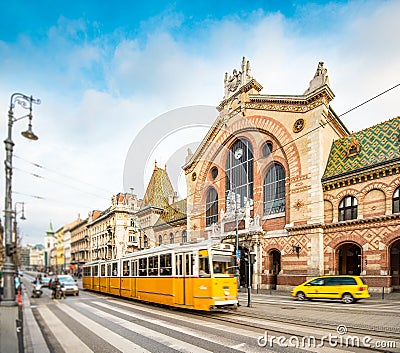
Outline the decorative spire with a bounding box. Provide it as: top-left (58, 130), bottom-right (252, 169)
top-left (46, 221), bottom-right (55, 236)
top-left (223, 56), bottom-right (253, 99)
top-left (304, 61), bottom-right (330, 95)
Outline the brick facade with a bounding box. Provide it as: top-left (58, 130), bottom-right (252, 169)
top-left (183, 58), bottom-right (400, 292)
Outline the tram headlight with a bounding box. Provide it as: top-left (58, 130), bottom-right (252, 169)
top-left (224, 290), bottom-right (229, 296)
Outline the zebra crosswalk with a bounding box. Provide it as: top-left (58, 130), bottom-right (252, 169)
top-left (30, 296), bottom-right (274, 353)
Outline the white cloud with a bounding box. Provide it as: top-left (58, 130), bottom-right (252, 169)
top-left (1, 1), bottom-right (400, 246)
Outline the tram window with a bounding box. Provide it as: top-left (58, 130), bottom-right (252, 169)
top-left (185, 253), bottom-right (193, 276)
top-left (122, 261), bottom-right (130, 276)
top-left (101, 264), bottom-right (106, 276)
top-left (199, 256), bottom-right (210, 277)
top-left (93, 266), bottom-right (99, 276)
top-left (139, 258), bottom-right (147, 276)
top-left (212, 255), bottom-right (231, 275)
top-left (160, 254), bottom-right (172, 276)
top-left (112, 262), bottom-right (118, 276)
top-left (131, 260), bottom-right (138, 276)
top-left (107, 264), bottom-right (111, 276)
top-left (176, 254), bottom-right (183, 276)
top-left (149, 256), bottom-right (159, 276)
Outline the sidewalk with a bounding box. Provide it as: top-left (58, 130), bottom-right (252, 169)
top-left (0, 285), bottom-right (26, 353)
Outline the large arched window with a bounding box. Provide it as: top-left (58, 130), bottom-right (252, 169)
top-left (225, 139), bottom-right (254, 210)
top-left (263, 163), bottom-right (286, 215)
top-left (393, 187), bottom-right (400, 214)
top-left (206, 187), bottom-right (218, 227)
top-left (339, 196), bottom-right (358, 221)
top-left (158, 234), bottom-right (163, 246)
top-left (169, 232), bottom-right (174, 244)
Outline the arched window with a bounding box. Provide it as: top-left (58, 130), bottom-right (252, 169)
top-left (339, 196), bottom-right (358, 221)
top-left (158, 234), bottom-right (163, 246)
top-left (182, 230), bottom-right (187, 243)
top-left (206, 187), bottom-right (218, 227)
top-left (263, 163), bottom-right (286, 215)
top-left (143, 235), bottom-right (148, 248)
top-left (262, 141), bottom-right (273, 157)
top-left (393, 187), bottom-right (400, 214)
top-left (169, 232), bottom-right (174, 244)
top-left (226, 139), bottom-right (254, 210)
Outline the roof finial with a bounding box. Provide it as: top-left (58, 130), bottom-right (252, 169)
top-left (154, 160), bottom-right (157, 170)
top-left (304, 61), bottom-right (330, 95)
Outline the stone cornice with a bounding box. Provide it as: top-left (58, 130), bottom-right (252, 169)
top-left (182, 117), bottom-right (225, 173)
top-left (217, 78), bottom-right (263, 112)
top-left (286, 213), bottom-right (400, 232)
top-left (322, 159), bottom-right (400, 191)
top-left (87, 208), bottom-right (136, 226)
top-left (246, 84), bottom-right (335, 113)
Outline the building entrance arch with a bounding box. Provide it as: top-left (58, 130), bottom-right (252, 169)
top-left (268, 249), bottom-right (281, 289)
top-left (337, 243), bottom-right (362, 276)
top-left (390, 239), bottom-right (400, 289)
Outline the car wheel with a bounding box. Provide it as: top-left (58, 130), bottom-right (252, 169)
top-left (296, 291), bottom-right (306, 301)
top-left (342, 293), bottom-right (354, 304)
top-left (76, 292), bottom-right (79, 296)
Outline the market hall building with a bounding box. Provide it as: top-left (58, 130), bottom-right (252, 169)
top-left (183, 58), bottom-right (400, 292)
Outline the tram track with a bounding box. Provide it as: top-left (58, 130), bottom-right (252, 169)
top-left (191, 309), bottom-right (399, 353)
top-left (86, 290), bottom-right (399, 352)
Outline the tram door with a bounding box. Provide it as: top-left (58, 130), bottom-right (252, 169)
top-left (175, 253), bottom-right (194, 306)
top-left (175, 254), bottom-right (185, 304)
top-left (131, 260), bottom-right (138, 298)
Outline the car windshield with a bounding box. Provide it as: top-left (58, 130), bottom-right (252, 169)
top-left (58, 276), bottom-right (75, 283)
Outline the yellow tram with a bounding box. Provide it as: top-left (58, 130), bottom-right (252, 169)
top-left (82, 241), bottom-right (238, 311)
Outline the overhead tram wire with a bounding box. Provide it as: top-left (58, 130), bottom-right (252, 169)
top-left (183, 82), bottom-right (400, 203)
top-left (13, 166), bottom-right (111, 202)
top-left (14, 154), bottom-right (115, 195)
top-left (12, 190), bottom-right (101, 210)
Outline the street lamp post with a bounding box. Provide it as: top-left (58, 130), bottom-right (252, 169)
top-left (2, 93), bottom-right (39, 304)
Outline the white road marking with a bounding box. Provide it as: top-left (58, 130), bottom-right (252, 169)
top-left (91, 300), bottom-right (264, 352)
top-left (56, 302), bottom-right (151, 352)
top-left (39, 306), bottom-right (93, 352)
top-left (76, 302), bottom-right (213, 353)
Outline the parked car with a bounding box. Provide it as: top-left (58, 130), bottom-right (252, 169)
top-left (56, 275), bottom-right (79, 296)
top-left (291, 275), bottom-right (370, 304)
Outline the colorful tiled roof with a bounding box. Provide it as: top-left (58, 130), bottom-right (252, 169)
top-left (322, 116), bottom-right (400, 180)
top-left (141, 163), bottom-right (175, 209)
top-left (154, 198), bottom-right (187, 227)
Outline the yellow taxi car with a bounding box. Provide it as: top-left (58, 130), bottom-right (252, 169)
top-left (291, 275), bottom-right (370, 304)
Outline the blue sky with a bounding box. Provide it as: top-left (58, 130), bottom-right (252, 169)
top-left (0, 0), bottom-right (399, 246)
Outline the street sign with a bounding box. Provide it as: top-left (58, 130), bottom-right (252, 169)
top-left (236, 249), bottom-right (241, 259)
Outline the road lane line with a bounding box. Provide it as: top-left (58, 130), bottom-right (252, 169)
top-left (39, 306), bottom-right (93, 352)
top-left (90, 301), bottom-right (259, 352)
top-left (56, 303), bottom-right (150, 352)
top-left (75, 302), bottom-right (213, 353)
top-left (92, 300), bottom-right (357, 353)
